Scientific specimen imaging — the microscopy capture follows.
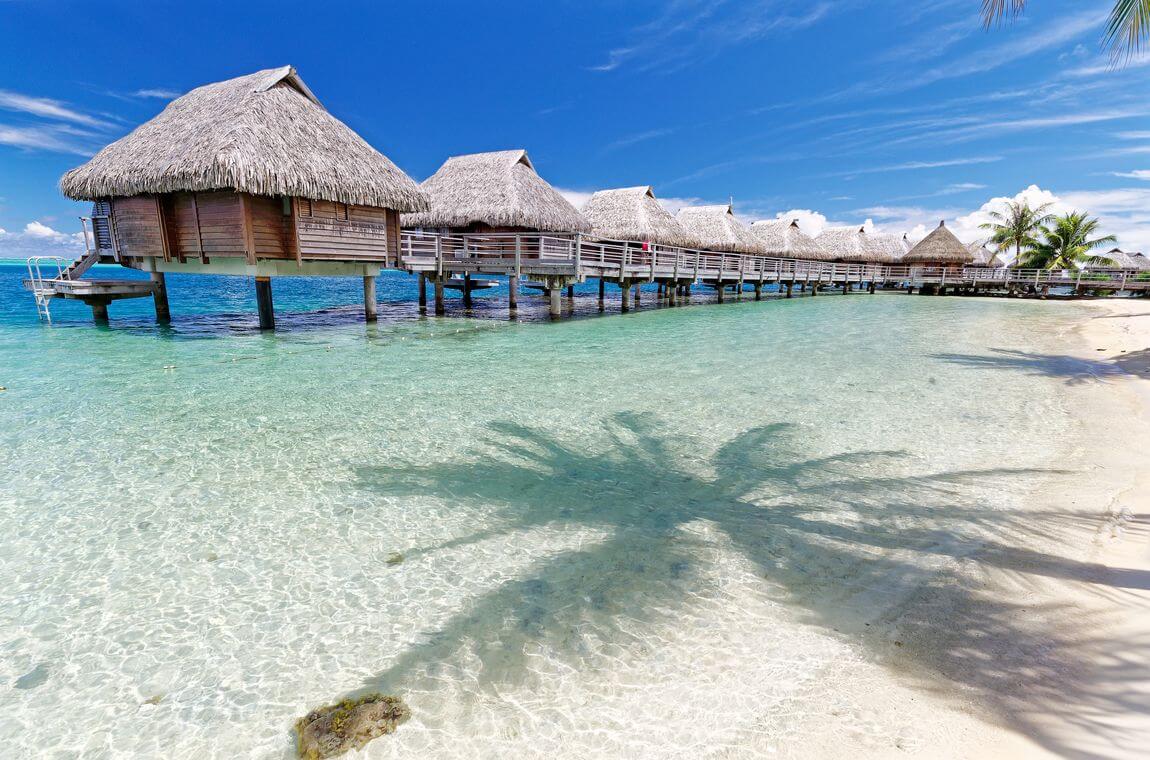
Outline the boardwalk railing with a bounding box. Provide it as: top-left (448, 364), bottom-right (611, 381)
top-left (398, 231), bottom-right (1150, 291)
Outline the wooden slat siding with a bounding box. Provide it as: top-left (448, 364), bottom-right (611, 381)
top-left (190, 194), bottom-right (208, 263)
top-left (238, 194), bottom-right (258, 265)
top-left (159, 195), bottom-right (179, 263)
top-left (111, 196), bottom-right (167, 258)
top-left (247, 194), bottom-right (291, 260)
top-left (295, 200), bottom-right (391, 262)
top-left (193, 192), bottom-right (246, 258)
top-left (386, 209), bottom-right (400, 267)
top-left (291, 198), bottom-right (304, 267)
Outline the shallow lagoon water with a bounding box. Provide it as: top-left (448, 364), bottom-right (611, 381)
top-left (0, 263), bottom-right (1104, 757)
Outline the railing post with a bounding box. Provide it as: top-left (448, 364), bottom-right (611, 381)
top-left (435, 234), bottom-right (443, 277)
top-left (574, 232), bottom-right (582, 277)
top-left (515, 234), bottom-right (522, 277)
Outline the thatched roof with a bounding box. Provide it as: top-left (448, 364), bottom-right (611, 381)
top-left (749, 219), bottom-right (833, 260)
top-left (903, 221), bottom-right (974, 265)
top-left (814, 225), bottom-right (866, 261)
top-left (402, 149), bottom-right (591, 233)
top-left (581, 186), bottom-right (698, 247)
top-left (675, 204), bottom-right (763, 254)
top-left (60, 66), bottom-right (427, 211)
top-left (966, 241), bottom-right (1004, 267)
top-left (866, 232), bottom-right (908, 264)
top-left (1089, 248), bottom-right (1150, 270)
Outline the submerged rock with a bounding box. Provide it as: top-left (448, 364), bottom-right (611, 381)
top-left (14, 664), bottom-right (49, 690)
top-left (295, 694), bottom-right (410, 759)
top-left (385, 552), bottom-right (404, 566)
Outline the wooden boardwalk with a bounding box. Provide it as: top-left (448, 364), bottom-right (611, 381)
top-left (25, 229), bottom-right (1150, 324)
top-left (398, 231), bottom-right (1150, 315)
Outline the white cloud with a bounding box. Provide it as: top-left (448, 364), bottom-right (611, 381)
top-left (829, 155), bottom-right (1001, 177)
top-left (602, 128), bottom-right (675, 154)
top-left (1112, 170), bottom-right (1150, 180)
top-left (0, 220), bottom-right (85, 260)
top-left (772, 209), bottom-right (829, 237)
top-left (0, 123), bottom-right (93, 154)
top-left (0, 89), bottom-right (112, 129)
top-left (132, 88), bottom-right (180, 99)
top-left (556, 188), bottom-right (596, 210)
top-left (590, 0), bottom-right (834, 74)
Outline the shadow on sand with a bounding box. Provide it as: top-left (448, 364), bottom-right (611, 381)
top-left (933, 347), bottom-right (1150, 385)
top-left (350, 414), bottom-right (1149, 758)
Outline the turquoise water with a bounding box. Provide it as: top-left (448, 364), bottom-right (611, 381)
top-left (0, 263), bottom-right (1104, 757)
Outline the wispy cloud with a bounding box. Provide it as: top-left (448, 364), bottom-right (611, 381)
top-left (131, 88), bottom-right (179, 99)
top-left (589, 0), bottom-right (835, 74)
top-left (0, 89), bottom-right (112, 129)
top-left (0, 123), bottom-right (93, 154)
top-left (602, 128), bottom-right (675, 154)
top-left (1112, 170), bottom-right (1150, 180)
top-left (828, 155), bottom-right (1002, 178)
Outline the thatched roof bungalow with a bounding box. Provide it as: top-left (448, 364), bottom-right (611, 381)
top-left (866, 232), bottom-right (909, 265)
top-left (903, 221), bottom-right (974, 267)
top-left (581, 186), bottom-right (698, 248)
top-left (967, 242), bottom-right (1004, 268)
top-left (403, 149), bottom-right (590, 235)
top-left (749, 219), bottom-right (832, 261)
top-left (59, 65), bottom-right (427, 267)
top-left (1087, 248), bottom-right (1150, 271)
top-left (814, 225), bottom-right (865, 261)
top-left (675, 204), bottom-right (763, 254)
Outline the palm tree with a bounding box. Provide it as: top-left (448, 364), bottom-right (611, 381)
top-left (979, 200), bottom-right (1054, 265)
top-left (981, 1), bottom-right (1150, 60)
top-left (1016, 211), bottom-right (1117, 269)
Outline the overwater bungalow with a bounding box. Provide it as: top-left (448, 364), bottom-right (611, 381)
top-left (580, 186), bottom-right (699, 307)
top-left (402, 149), bottom-right (590, 310)
top-left (903, 221), bottom-right (974, 270)
top-left (967, 242), bottom-right (1004, 268)
top-left (748, 219), bottom-right (830, 261)
top-left (675, 204), bottom-right (763, 300)
top-left (55, 66), bottom-right (428, 328)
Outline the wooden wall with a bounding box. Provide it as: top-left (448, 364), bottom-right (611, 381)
top-left (295, 199), bottom-right (394, 263)
top-left (110, 192), bottom-right (395, 265)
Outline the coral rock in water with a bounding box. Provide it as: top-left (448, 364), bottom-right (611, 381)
top-left (295, 694), bottom-right (410, 759)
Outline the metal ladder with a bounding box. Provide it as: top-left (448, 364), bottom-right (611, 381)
top-left (26, 256), bottom-right (66, 322)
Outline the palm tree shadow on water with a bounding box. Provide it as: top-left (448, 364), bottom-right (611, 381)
top-left (351, 414), bottom-right (1150, 758)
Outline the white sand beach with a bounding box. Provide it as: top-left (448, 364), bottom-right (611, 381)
top-left (809, 298), bottom-right (1150, 760)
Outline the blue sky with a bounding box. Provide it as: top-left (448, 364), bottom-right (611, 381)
top-left (2, 0), bottom-right (1149, 258)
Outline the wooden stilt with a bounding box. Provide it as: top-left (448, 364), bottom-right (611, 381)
top-left (462, 273), bottom-right (472, 308)
top-left (753, 283), bottom-right (762, 301)
top-left (255, 276), bottom-right (275, 330)
top-left (598, 278), bottom-right (605, 309)
top-left (508, 274), bottom-right (519, 313)
top-left (620, 281), bottom-right (631, 312)
top-left (549, 284), bottom-right (562, 318)
top-left (418, 273), bottom-right (427, 313)
top-left (150, 271), bottom-right (170, 322)
top-left (810, 282), bottom-right (818, 297)
top-left (567, 284), bottom-right (575, 299)
top-left (634, 283), bottom-right (641, 305)
top-left (868, 281), bottom-right (876, 294)
top-left (90, 300), bottom-right (109, 322)
top-left (363, 275), bottom-right (378, 322)
top-left (434, 277), bottom-right (445, 316)
top-left (717, 283), bottom-right (725, 303)
top-left (785, 281), bottom-right (793, 298)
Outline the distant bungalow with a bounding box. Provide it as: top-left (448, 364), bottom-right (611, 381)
top-left (403, 149), bottom-right (589, 236)
top-left (748, 219), bottom-right (830, 261)
top-left (676, 204), bottom-right (763, 301)
top-left (581, 186), bottom-right (697, 249)
top-left (967, 242), bottom-right (1004, 268)
top-left (57, 66), bottom-right (428, 328)
top-left (903, 221), bottom-right (975, 270)
top-left (581, 186), bottom-right (699, 308)
top-left (1087, 248), bottom-right (1150, 272)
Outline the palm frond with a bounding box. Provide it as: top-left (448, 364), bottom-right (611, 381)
top-left (981, 0), bottom-right (1027, 28)
top-left (1105, 0), bottom-right (1150, 59)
